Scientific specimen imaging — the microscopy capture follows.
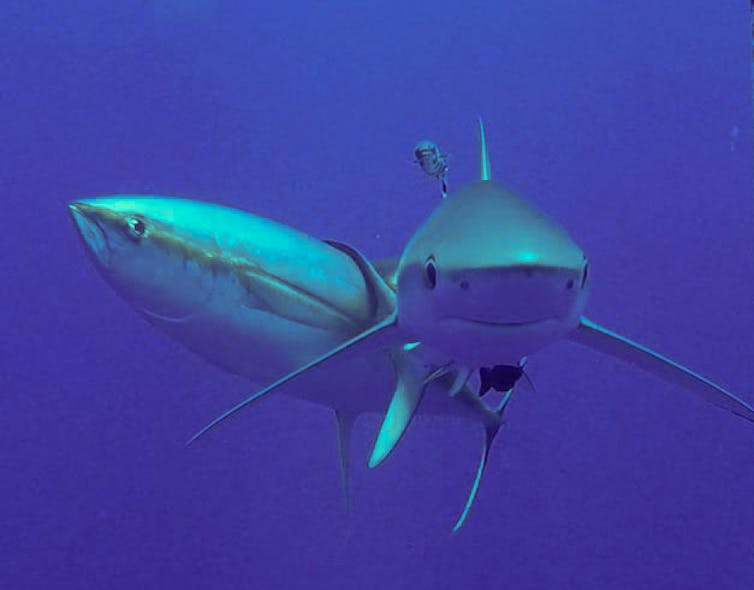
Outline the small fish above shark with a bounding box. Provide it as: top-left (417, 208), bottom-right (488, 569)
top-left (69, 119), bottom-right (754, 532)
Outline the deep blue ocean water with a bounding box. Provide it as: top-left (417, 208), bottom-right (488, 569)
top-left (2, 1), bottom-right (753, 588)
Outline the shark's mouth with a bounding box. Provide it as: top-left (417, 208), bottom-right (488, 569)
top-left (440, 316), bottom-right (561, 330)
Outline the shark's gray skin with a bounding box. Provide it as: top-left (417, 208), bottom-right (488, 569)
top-left (68, 195), bottom-right (501, 523)
top-left (191, 120), bottom-right (754, 530)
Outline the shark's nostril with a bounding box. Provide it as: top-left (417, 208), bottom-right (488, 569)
top-left (566, 279), bottom-right (574, 290)
top-left (459, 280), bottom-right (470, 290)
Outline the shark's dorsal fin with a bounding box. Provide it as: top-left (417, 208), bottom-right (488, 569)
top-left (570, 317), bottom-right (754, 422)
top-left (479, 117), bottom-right (491, 181)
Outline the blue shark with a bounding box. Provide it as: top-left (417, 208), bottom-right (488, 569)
top-left (185, 120), bottom-right (754, 529)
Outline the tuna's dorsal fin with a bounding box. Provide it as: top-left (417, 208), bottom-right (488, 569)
top-left (334, 409), bottom-right (356, 515)
top-left (570, 317), bottom-right (754, 422)
top-left (479, 117), bottom-right (491, 181)
top-left (368, 351), bottom-right (430, 468)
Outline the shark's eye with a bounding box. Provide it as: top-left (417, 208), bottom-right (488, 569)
top-left (424, 257), bottom-right (437, 289)
top-left (126, 217), bottom-right (146, 240)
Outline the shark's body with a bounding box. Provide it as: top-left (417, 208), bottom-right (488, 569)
top-left (70, 121), bottom-right (754, 531)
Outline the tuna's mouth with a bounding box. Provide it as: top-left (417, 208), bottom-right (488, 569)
top-left (140, 307), bottom-right (198, 324)
top-left (69, 203), bottom-right (111, 265)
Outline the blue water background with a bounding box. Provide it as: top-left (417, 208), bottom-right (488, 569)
top-left (2, 1), bottom-right (753, 588)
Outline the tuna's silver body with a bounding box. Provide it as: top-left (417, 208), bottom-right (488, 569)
top-left (68, 196), bottom-right (485, 421)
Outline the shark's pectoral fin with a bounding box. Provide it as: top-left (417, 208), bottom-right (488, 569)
top-left (368, 352), bottom-right (429, 468)
top-left (334, 410), bottom-right (356, 515)
top-left (570, 316), bottom-right (754, 423)
top-left (187, 312), bottom-right (401, 445)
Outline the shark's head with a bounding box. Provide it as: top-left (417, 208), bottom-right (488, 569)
top-left (395, 163), bottom-right (589, 367)
top-left (68, 197), bottom-right (224, 321)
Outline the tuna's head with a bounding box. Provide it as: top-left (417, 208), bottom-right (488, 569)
top-left (69, 195), bottom-right (373, 333)
top-left (69, 197), bottom-right (221, 321)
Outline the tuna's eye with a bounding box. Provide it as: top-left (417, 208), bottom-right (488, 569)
top-left (424, 256), bottom-right (437, 289)
top-left (126, 217), bottom-right (146, 240)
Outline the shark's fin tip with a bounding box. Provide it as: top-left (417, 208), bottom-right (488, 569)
top-left (478, 117), bottom-right (491, 181)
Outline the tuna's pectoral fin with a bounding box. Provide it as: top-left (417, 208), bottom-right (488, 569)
top-left (570, 316), bottom-right (754, 423)
top-left (368, 352), bottom-right (429, 468)
top-left (334, 410), bottom-right (356, 515)
top-left (187, 312), bottom-right (400, 445)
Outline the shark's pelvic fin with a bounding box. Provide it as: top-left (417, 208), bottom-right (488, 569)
top-left (571, 316), bottom-right (754, 422)
top-left (187, 311), bottom-right (400, 445)
top-left (479, 117), bottom-right (491, 181)
top-left (368, 351), bottom-right (430, 468)
top-left (334, 409), bottom-right (355, 515)
top-left (453, 390), bottom-right (513, 533)
top-left (372, 257), bottom-right (400, 289)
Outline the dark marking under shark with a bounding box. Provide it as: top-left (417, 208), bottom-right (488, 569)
top-left (479, 364), bottom-right (524, 395)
